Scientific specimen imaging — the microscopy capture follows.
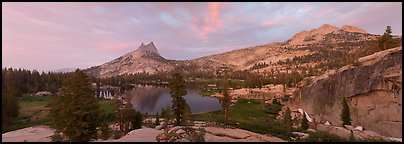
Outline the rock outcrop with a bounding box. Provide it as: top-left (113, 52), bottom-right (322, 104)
top-left (289, 47), bottom-right (402, 138)
top-left (85, 42), bottom-right (176, 77)
top-left (155, 122), bottom-right (286, 142)
top-left (1, 125), bottom-right (55, 142)
top-left (102, 127), bottom-right (162, 142)
top-left (286, 24), bottom-right (371, 46)
top-left (341, 25), bottom-right (368, 34)
top-left (211, 84), bottom-right (297, 100)
top-left (138, 42), bottom-right (160, 56)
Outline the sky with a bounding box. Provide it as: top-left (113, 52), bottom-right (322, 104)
top-left (2, 2), bottom-right (402, 72)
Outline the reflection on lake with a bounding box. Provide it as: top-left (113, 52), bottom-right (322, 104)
top-left (122, 85), bottom-right (222, 114)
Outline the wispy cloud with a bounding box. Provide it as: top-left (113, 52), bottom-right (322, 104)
top-left (2, 2), bottom-right (402, 71)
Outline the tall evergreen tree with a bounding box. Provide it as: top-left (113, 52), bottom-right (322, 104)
top-left (301, 112), bottom-right (309, 130)
top-left (48, 69), bottom-right (102, 141)
top-left (220, 74), bottom-right (231, 124)
top-left (341, 97), bottom-right (351, 125)
top-left (168, 73), bottom-right (188, 126)
top-left (131, 110), bottom-right (143, 130)
top-left (378, 26), bottom-right (400, 50)
top-left (161, 106), bottom-right (172, 126)
top-left (283, 107), bottom-right (292, 136)
top-left (2, 69), bottom-right (21, 125)
top-left (155, 112), bottom-right (160, 126)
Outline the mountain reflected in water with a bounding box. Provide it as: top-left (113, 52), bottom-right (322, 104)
top-left (123, 85), bottom-right (222, 114)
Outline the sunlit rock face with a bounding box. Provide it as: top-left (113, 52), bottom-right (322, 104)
top-left (289, 47), bottom-right (402, 138)
top-left (85, 42), bottom-right (177, 78)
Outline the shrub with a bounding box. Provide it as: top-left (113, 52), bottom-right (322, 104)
top-left (131, 111), bottom-right (143, 130)
top-left (112, 130), bottom-right (122, 139)
top-left (99, 123), bottom-right (112, 140)
top-left (281, 95), bottom-right (290, 101)
top-left (303, 131), bottom-right (348, 142)
top-left (51, 131), bottom-right (64, 142)
top-left (265, 102), bottom-right (282, 116)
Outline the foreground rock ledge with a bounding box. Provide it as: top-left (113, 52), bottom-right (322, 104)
top-left (2, 125), bottom-right (55, 142)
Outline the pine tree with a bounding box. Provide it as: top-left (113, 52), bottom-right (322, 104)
top-left (341, 97), bottom-right (351, 125)
top-left (155, 112), bottom-right (160, 126)
top-left (114, 95), bottom-right (124, 133)
top-left (220, 74), bottom-right (231, 124)
top-left (283, 107), bottom-right (292, 136)
top-left (301, 112), bottom-right (309, 130)
top-left (131, 110), bottom-right (143, 130)
top-left (168, 73), bottom-right (188, 126)
top-left (378, 26), bottom-right (400, 50)
top-left (48, 69), bottom-right (102, 141)
top-left (182, 103), bottom-right (192, 127)
top-left (2, 69), bottom-right (21, 125)
top-left (384, 26), bottom-right (392, 36)
top-left (161, 106), bottom-right (172, 126)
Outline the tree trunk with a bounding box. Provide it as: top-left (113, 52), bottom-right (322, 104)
top-left (224, 108), bottom-right (228, 123)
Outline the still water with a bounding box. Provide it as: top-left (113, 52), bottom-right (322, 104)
top-left (122, 85), bottom-right (222, 114)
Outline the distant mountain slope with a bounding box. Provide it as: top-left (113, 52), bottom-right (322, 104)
top-left (186, 24), bottom-right (379, 72)
top-left (85, 24), bottom-right (383, 78)
top-left (85, 42), bottom-right (177, 78)
top-left (52, 68), bottom-right (77, 73)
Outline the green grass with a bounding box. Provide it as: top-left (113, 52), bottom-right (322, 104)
top-left (98, 99), bottom-right (116, 123)
top-left (198, 88), bottom-right (220, 96)
top-left (99, 99), bottom-right (116, 115)
top-left (192, 78), bottom-right (245, 88)
top-left (3, 95), bottom-right (117, 133)
top-left (192, 99), bottom-right (289, 140)
top-left (2, 95), bottom-right (53, 133)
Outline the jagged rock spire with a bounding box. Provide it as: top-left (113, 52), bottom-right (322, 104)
top-left (138, 42), bottom-right (160, 55)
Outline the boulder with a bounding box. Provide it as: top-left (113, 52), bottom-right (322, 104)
top-left (204, 127), bottom-right (250, 139)
top-left (204, 133), bottom-right (236, 142)
top-left (176, 129), bottom-right (185, 134)
top-left (291, 132), bottom-right (309, 139)
top-left (35, 91), bottom-right (52, 96)
top-left (307, 128), bottom-right (316, 132)
top-left (354, 126), bottom-right (363, 131)
top-left (155, 125), bottom-right (165, 130)
top-left (344, 125), bottom-right (355, 131)
top-left (316, 124), bottom-right (350, 138)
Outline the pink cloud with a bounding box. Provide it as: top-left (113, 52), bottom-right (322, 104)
top-left (192, 2), bottom-right (227, 39)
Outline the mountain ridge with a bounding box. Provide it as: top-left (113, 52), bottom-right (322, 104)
top-left (84, 24), bottom-right (381, 78)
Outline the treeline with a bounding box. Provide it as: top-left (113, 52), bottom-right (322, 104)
top-left (244, 70), bottom-right (305, 89)
top-left (2, 68), bottom-right (70, 94)
top-left (249, 62), bottom-right (269, 70)
top-left (3, 68), bottom-right (22, 126)
top-left (2, 68), bottom-right (72, 127)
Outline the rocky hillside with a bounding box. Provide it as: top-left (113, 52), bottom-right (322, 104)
top-left (85, 24), bottom-right (381, 78)
top-left (288, 47), bottom-right (402, 138)
top-left (185, 24), bottom-right (379, 75)
top-left (85, 42), bottom-right (178, 78)
top-left (285, 24), bottom-right (370, 46)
